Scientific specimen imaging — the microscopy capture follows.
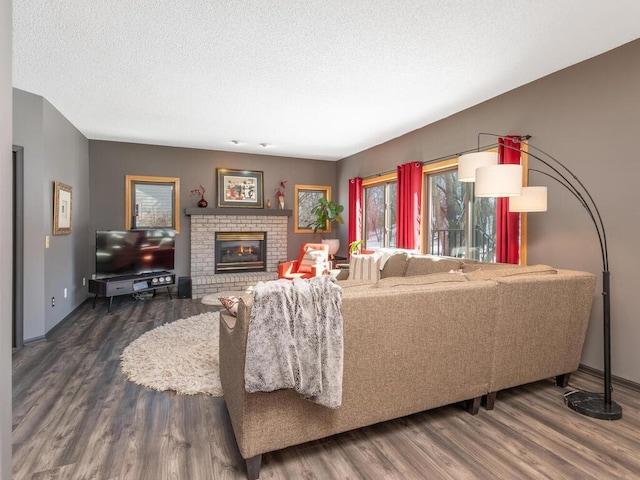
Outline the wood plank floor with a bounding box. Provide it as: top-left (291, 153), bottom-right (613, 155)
top-left (12, 294), bottom-right (640, 479)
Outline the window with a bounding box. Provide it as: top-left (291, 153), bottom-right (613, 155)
top-left (125, 175), bottom-right (180, 233)
top-left (359, 150), bottom-right (517, 262)
top-left (425, 159), bottom-right (496, 262)
top-left (294, 184), bottom-right (332, 233)
top-left (363, 174), bottom-right (396, 249)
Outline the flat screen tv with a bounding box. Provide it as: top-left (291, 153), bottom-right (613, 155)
top-left (95, 229), bottom-right (175, 278)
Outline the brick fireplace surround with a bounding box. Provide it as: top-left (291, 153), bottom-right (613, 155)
top-left (187, 208), bottom-right (290, 298)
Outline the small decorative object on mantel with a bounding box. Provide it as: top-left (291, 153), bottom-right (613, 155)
top-left (275, 180), bottom-right (287, 209)
top-left (190, 184), bottom-right (208, 208)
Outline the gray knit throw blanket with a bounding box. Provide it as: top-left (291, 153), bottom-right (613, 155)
top-left (244, 275), bottom-right (344, 408)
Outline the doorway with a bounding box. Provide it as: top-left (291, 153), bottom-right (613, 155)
top-left (13, 146), bottom-right (24, 349)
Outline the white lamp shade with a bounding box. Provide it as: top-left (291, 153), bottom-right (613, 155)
top-left (509, 186), bottom-right (548, 212)
top-left (458, 151), bottom-right (499, 182)
top-left (475, 164), bottom-right (523, 197)
top-left (321, 238), bottom-right (340, 256)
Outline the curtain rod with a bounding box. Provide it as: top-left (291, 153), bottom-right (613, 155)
top-left (360, 135), bottom-right (532, 182)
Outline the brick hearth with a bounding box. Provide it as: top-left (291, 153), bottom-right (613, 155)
top-left (188, 209), bottom-right (290, 298)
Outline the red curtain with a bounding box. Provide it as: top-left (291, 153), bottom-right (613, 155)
top-left (496, 136), bottom-right (521, 264)
top-left (396, 162), bottom-right (423, 250)
top-left (348, 177), bottom-right (363, 247)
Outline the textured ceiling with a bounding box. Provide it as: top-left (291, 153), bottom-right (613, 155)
top-left (12, 1), bottom-right (640, 161)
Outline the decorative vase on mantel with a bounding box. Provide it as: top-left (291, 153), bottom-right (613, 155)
top-left (278, 196), bottom-right (285, 209)
top-left (198, 195), bottom-right (208, 208)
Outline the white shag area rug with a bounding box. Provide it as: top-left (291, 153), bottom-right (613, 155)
top-left (120, 312), bottom-right (223, 396)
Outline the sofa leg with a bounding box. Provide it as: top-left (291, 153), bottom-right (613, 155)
top-left (483, 392), bottom-right (497, 410)
top-left (464, 396), bottom-right (481, 415)
top-left (556, 373), bottom-right (571, 388)
top-left (245, 454), bottom-right (262, 480)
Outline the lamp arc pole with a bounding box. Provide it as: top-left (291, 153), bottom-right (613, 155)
top-left (476, 133), bottom-right (621, 420)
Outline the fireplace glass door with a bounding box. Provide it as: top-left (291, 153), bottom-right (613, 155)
top-left (215, 232), bottom-right (266, 273)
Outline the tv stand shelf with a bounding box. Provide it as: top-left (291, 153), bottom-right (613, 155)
top-left (89, 271), bottom-right (176, 312)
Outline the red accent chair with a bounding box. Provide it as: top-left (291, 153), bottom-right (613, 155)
top-left (278, 243), bottom-right (331, 280)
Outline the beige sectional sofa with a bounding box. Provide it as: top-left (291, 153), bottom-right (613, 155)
top-left (219, 253), bottom-right (597, 479)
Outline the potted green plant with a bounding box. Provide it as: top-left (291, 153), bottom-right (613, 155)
top-left (348, 240), bottom-right (364, 255)
top-left (310, 198), bottom-right (344, 257)
top-left (309, 197), bottom-right (344, 233)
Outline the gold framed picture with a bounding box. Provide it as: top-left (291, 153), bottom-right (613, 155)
top-left (53, 181), bottom-right (72, 235)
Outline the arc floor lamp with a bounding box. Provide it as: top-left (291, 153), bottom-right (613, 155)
top-left (458, 132), bottom-right (622, 421)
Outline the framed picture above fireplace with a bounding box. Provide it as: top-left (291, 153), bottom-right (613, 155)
top-left (217, 168), bottom-right (264, 208)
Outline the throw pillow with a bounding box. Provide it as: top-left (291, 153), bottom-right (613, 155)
top-left (348, 254), bottom-right (381, 283)
top-left (298, 248), bottom-right (326, 273)
top-left (219, 295), bottom-right (240, 317)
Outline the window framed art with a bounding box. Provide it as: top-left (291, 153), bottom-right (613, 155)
top-left (125, 175), bottom-right (180, 233)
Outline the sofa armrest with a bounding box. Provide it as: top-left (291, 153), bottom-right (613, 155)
top-left (219, 294), bottom-right (254, 458)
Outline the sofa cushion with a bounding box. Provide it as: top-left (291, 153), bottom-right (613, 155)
top-left (380, 251), bottom-right (409, 278)
top-left (465, 264), bottom-right (557, 281)
top-left (348, 254), bottom-right (381, 282)
top-left (404, 255), bottom-right (463, 277)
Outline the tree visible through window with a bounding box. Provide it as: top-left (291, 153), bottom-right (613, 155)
top-left (360, 158), bottom-right (499, 261)
top-left (134, 183), bottom-right (174, 229)
top-left (427, 168), bottom-right (495, 262)
top-left (364, 180), bottom-right (396, 249)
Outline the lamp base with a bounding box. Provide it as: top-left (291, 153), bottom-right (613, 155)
top-left (564, 390), bottom-right (622, 420)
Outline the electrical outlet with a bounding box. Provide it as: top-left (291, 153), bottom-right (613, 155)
top-left (45, 236), bottom-right (50, 249)
top-left (82, 277), bottom-right (86, 287)
top-left (64, 288), bottom-right (68, 298)
top-left (51, 297), bottom-right (55, 307)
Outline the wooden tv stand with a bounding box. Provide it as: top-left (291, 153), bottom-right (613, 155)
top-left (89, 271), bottom-right (176, 312)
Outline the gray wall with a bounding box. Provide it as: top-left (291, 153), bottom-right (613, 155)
top-left (88, 141), bottom-right (338, 275)
top-left (13, 89), bottom-right (91, 340)
top-left (1, 0), bottom-right (12, 475)
top-left (337, 39), bottom-right (640, 384)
